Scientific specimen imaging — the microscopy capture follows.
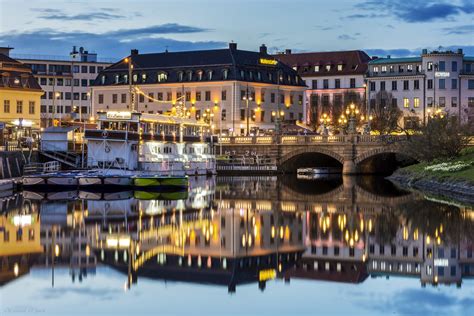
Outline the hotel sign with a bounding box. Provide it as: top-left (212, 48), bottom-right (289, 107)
top-left (434, 259), bottom-right (449, 267)
top-left (106, 111), bottom-right (132, 120)
top-left (435, 72), bottom-right (450, 78)
top-left (259, 58), bottom-right (278, 66)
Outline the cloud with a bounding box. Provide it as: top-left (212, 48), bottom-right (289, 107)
top-left (365, 45), bottom-right (474, 57)
top-left (355, 0), bottom-right (474, 22)
top-left (442, 24), bottom-right (474, 35)
top-left (1, 25), bottom-right (226, 58)
top-left (34, 8), bottom-right (126, 21)
top-left (338, 34), bottom-right (358, 40)
top-left (345, 13), bottom-right (388, 19)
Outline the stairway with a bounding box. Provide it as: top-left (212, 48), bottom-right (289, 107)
top-left (40, 150), bottom-right (82, 168)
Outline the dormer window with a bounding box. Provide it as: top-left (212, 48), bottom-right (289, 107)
top-left (178, 71), bottom-right (184, 82)
top-left (133, 74), bottom-right (138, 83)
top-left (114, 74), bottom-right (120, 84)
top-left (292, 66), bottom-right (297, 71)
top-left (240, 70), bottom-right (245, 79)
top-left (157, 72), bottom-right (167, 82)
top-left (187, 71), bottom-right (193, 81)
top-left (325, 65), bottom-right (331, 71)
top-left (197, 70), bottom-right (203, 81)
top-left (268, 73), bottom-right (273, 82)
top-left (381, 66), bottom-right (387, 73)
top-left (314, 65), bottom-right (320, 72)
top-left (207, 70), bottom-right (213, 80)
top-left (373, 66), bottom-right (379, 73)
top-left (222, 69), bottom-right (229, 80)
top-left (124, 74), bottom-right (128, 83)
top-left (101, 75), bottom-right (106, 84)
top-left (141, 73), bottom-right (147, 83)
top-left (257, 72), bottom-right (261, 81)
top-left (249, 71), bottom-right (253, 80)
top-left (337, 64), bottom-right (343, 71)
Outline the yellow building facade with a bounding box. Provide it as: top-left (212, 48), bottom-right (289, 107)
top-left (0, 49), bottom-right (43, 139)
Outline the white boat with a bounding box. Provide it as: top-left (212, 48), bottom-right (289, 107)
top-left (46, 175), bottom-right (79, 186)
top-left (84, 111), bottom-right (216, 176)
top-left (22, 175), bottom-right (47, 186)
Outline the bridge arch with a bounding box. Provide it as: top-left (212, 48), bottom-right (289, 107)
top-left (354, 147), bottom-right (417, 174)
top-left (279, 147), bottom-right (344, 173)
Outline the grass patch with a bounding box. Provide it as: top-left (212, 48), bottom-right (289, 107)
top-left (402, 147), bottom-right (474, 183)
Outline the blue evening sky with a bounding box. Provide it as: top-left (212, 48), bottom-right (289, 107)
top-left (0, 0), bottom-right (473, 59)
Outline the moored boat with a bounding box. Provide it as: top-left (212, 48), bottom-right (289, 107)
top-left (133, 175), bottom-right (188, 190)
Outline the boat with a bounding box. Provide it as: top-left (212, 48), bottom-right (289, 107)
top-left (22, 175), bottom-right (47, 186)
top-left (133, 175), bottom-right (188, 190)
top-left (84, 111), bottom-right (215, 176)
top-left (134, 190), bottom-right (188, 200)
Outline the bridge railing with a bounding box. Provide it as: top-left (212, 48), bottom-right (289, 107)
top-left (217, 134), bottom-right (407, 145)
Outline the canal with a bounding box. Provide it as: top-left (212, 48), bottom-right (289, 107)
top-left (1, 176), bottom-right (473, 315)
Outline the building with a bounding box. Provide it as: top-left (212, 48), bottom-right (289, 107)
top-left (15, 47), bottom-right (114, 127)
top-left (275, 50), bottom-right (371, 127)
top-left (0, 47), bottom-right (43, 144)
top-left (367, 48), bottom-right (474, 128)
top-left (91, 43), bottom-right (306, 136)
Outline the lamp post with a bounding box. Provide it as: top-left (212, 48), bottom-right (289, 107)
top-left (362, 114), bottom-right (373, 135)
top-left (243, 85), bottom-right (252, 136)
top-left (319, 113), bottom-right (330, 136)
top-left (345, 103), bottom-right (360, 134)
top-left (124, 56), bottom-right (135, 112)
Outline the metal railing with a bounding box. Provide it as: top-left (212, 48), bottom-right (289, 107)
top-left (23, 161), bottom-right (60, 175)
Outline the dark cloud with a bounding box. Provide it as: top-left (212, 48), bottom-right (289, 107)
top-left (345, 13), bottom-right (388, 19)
top-left (338, 34), bottom-right (357, 40)
top-left (442, 24), bottom-right (474, 35)
top-left (0, 25), bottom-right (226, 58)
top-left (355, 0), bottom-right (474, 22)
top-left (33, 8), bottom-right (126, 21)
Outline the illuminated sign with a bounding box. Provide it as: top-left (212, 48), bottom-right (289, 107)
top-left (434, 259), bottom-right (449, 267)
top-left (259, 58), bottom-right (278, 66)
top-left (435, 72), bottom-right (450, 77)
top-left (12, 215), bottom-right (33, 227)
top-left (106, 111), bottom-right (132, 120)
top-left (259, 269), bottom-right (276, 281)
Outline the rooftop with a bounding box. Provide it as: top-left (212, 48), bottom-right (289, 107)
top-left (369, 57), bottom-right (422, 65)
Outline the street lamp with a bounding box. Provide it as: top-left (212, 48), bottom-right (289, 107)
top-left (345, 103), bottom-right (360, 134)
top-left (319, 113), bottom-right (330, 135)
top-left (243, 86), bottom-right (253, 136)
top-left (361, 114), bottom-right (373, 134)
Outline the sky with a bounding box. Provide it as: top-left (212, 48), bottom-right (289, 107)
top-left (0, 0), bottom-right (473, 60)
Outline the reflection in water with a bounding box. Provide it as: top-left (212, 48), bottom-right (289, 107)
top-left (1, 176), bottom-right (474, 295)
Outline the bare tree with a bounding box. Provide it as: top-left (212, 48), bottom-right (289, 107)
top-left (370, 91), bottom-right (402, 134)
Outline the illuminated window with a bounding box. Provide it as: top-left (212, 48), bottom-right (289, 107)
top-left (381, 65), bottom-right (387, 73)
top-left (222, 69), bottom-right (229, 80)
top-left (141, 73), bottom-right (147, 83)
top-left (325, 65), bottom-right (331, 71)
top-left (403, 98), bottom-right (409, 108)
top-left (314, 65), bottom-right (320, 72)
top-left (157, 72), bottom-right (167, 82)
top-left (414, 97), bottom-right (420, 108)
top-left (337, 64), bottom-right (343, 71)
top-left (373, 66), bottom-right (379, 73)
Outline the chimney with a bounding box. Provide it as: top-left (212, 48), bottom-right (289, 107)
top-left (260, 44), bottom-right (267, 55)
top-left (457, 48), bottom-right (463, 54)
top-left (131, 49), bottom-right (139, 55)
top-left (0, 47), bottom-right (13, 57)
top-left (285, 49), bottom-right (292, 55)
top-left (229, 42), bottom-right (237, 51)
top-left (71, 46), bottom-right (78, 55)
top-left (422, 49), bottom-right (428, 55)
top-left (387, 55), bottom-right (391, 59)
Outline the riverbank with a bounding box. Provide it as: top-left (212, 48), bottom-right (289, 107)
top-left (388, 148), bottom-right (474, 205)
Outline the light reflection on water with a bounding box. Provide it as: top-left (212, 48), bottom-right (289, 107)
top-left (1, 176), bottom-right (473, 316)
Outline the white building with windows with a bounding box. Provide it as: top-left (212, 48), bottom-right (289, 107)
top-left (15, 47), bottom-right (114, 127)
top-left (367, 48), bottom-right (474, 128)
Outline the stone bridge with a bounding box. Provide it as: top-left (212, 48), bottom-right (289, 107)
top-left (215, 134), bottom-right (409, 174)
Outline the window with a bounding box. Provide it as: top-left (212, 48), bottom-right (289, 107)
top-left (398, 65), bottom-right (404, 73)
top-left (373, 66), bottom-right (379, 73)
top-left (370, 82), bottom-right (375, 91)
top-left (121, 93), bottom-right (127, 103)
top-left (3, 100), bottom-right (10, 113)
top-left (157, 72), bottom-right (167, 82)
top-left (40, 78), bottom-right (47, 85)
top-left (407, 65), bottom-right (413, 72)
top-left (16, 101), bottom-right (23, 113)
top-left (323, 79), bottom-right (329, 89)
top-left (157, 93), bottom-right (163, 101)
top-left (112, 94), bottom-right (118, 104)
top-left (439, 79), bottom-right (446, 89)
top-left (389, 65), bottom-right (394, 73)
top-left (312, 80), bottom-right (318, 89)
top-left (223, 69), bottom-right (229, 80)
top-left (27, 101), bottom-right (35, 114)
top-left (335, 79), bottom-right (340, 89)
top-left (452, 97), bottom-right (457, 107)
top-left (403, 80), bottom-right (409, 90)
top-left (325, 64), bottom-right (331, 71)
top-left (73, 93), bottom-right (79, 100)
top-left (57, 78), bottom-right (63, 86)
top-left (271, 93), bottom-right (275, 103)
top-left (414, 80), bottom-right (419, 90)
top-left (427, 79), bottom-right (433, 89)
top-left (451, 79), bottom-right (457, 89)
top-left (438, 61), bottom-right (445, 71)
top-left (48, 78), bottom-right (54, 86)
top-left (403, 98), bottom-right (409, 108)
top-left (141, 73), bottom-right (147, 83)
top-left (427, 61), bottom-right (433, 71)
top-left (414, 97), bottom-right (420, 108)
top-left (468, 80), bottom-right (474, 90)
top-left (428, 97), bottom-right (433, 107)
top-left (74, 79), bottom-right (80, 86)
top-left (469, 97), bottom-right (474, 107)
top-left (184, 92), bottom-right (190, 101)
top-left (73, 65), bottom-right (80, 73)
top-left (196, 91), bottom-right (201, 101)
top-left (207, 70), bottom-right (213, 80)
top-left (439, 97), bottom-right (446, 107)
top-left (261, 91), bottom-right (265, 102)
top-left (178, 72), bottom-right (184, 82)
top-left (221, 109), bottom-right (226, 121)
top-left (187, 71), bottom-right (192, 81)
top-left (205, 91), bottom-right (211, 101)
top-left (98, 94), bottom-right (104, 104)
top-left (89, 66), bottom-right (96, 73)
top-left (241, 90), bottom-right (246, 100)
top-left (381, 65), bottom-right (387, 73)
top-left (81, 65), bottom-right (87, 73)
top-left (392, 81), bottom-right (397, 91)
top-left (337, 64), bottom-right (343, 71)
top-left (452, 61), bottom-right (458, 72)
top-left (240, 109), bottom-right (245, 121)
top-left (314, 65), bottom-right (320, 72)
top-left (380, 81), bottom-right (385, 91)
top-left (98, 66), bottom-right (104, 72)
top-left (222, 90), bottom-right (227, 101)
top-left (350, 78), bottom-right (356, 88)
